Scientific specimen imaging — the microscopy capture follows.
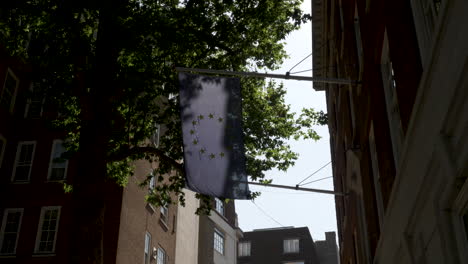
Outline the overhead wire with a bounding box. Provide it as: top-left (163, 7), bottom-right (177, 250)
top-left (251, 200), bottom-right (284, 227)
top-left (300, 176), bottom-right (333, 186)
top-left (296, 161), bottom-right (331, 186)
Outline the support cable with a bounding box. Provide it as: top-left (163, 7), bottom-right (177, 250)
top-left (251, 200), bottom-right (284, 227)
top-left (300, 176), bottom-right (333, 186)
top-left (296, 161), bottom-right (331, 186)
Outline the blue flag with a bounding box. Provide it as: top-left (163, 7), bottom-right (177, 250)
top-left (178, 73), bottom-right (250, 199)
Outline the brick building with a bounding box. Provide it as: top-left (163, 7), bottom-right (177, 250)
top-left (312, 0), bottom-right (468, 263)
top-left (0, 47), bottom-right (178, 263)
top-left (198, 198), bottom-right (242, 264)
top-left (237, 226), bottom-right (324, 264)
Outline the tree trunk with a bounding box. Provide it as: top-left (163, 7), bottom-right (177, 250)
top-left (70, 3), bottom-right (126, 263)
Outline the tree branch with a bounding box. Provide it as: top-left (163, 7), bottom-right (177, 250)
top-left (109, 146), bottom-right (185, 174)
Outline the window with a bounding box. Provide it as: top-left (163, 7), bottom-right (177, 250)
top-left (151, 124), bottom-right (160, 148)
top-left (12, 141), bottom-right (36, 182)
top-left (0, 68), bottom-right (19, 113)
top-left (215, 198), bottom-right (224, 216)
top-left (156, 247), bottom-right (166, 264)
top-left (24, 82), bottom-right (45, 118)
top-left (283, 238), bottom-right (300, 253)
top-left (144, 232), bottom-right (151, 264)
top-left (0, 208), bottom-right (23, 255)
top-left (48, 140), bottom-right (68, 181)
top-left (0, 134), bottom-right (5, 168)
top-left (160, 204), bottom-right (168, 223)
top-left (238, 241), bottom-right (251, 257)
top-left (214, 228), bottom-right (224, 254)
top-left (35, 206), bottom-right (60, 253)
top-left (149, 173), bottom-right (155, 192)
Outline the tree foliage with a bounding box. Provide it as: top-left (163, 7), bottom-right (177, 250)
top-left (0, 1), bottom-right (326, 215)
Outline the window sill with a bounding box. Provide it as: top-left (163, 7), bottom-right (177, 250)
top-left (146, 203), bottom-right (156, 213)
top-left (46, 179), bottom-right (66, 183)
top-left (10, 181), bottom-right (30, 184)
top-left (0, 255), bottom-right (16, 258)
top-left (159, 217), bottom-right (169, 231)
top-left (32, 253), bottom-right (56, 257)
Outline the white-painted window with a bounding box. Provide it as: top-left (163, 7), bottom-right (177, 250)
top-left (238, 241), bottom-right (251, 257)
top-left (48, 140), bottom-right (68, 181)
top-left (144, 232), bottom-right (151, 264)
top-left (0, 68), bottom-right (19, 113)
top-left (283, 238), bottom-right (300, 253)
top-left (35, 206), bottom-right (60, 253)
top-left (12, 141), bottom-right (36, 182)
top-left (215, 198), bottom-right (224, 216)
top-left (381, 30), bottom-right (404, 166)
top-left (0, 208), bottom-right (23, 255)
top-left (151, 124), bottom-right (160, 148)
top-left (149, 173), bottom-right (155, 192)
top-left (160, 204), bottom-right (168, 223)
top-left (214, 228), bottom-right (224, 254)
top-left (156, 246), bottom-right (166, 264)
top-left (0, 134), bottom-right (6, 168)
top-left (24, 82), bottom-right (45, 118)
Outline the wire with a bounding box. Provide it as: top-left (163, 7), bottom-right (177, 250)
top-left (289, 69), bottom-right (312, 74)
top-left (296, 161), bottom-right (331, 186)
top-left (251, 200), bottom-right (284, 227)
top-left (300, 176), bottom-right (333, 186)
top-left (288, 53), bottom-right (312, 73)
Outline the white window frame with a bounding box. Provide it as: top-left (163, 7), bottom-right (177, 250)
top-left (156, 246), bottom-right (166, 264)
top-left (47, 140), bottom-right (69, 181)
top-left (215, 198), bottom-right (224, 216)
top-left (0, 208), bottom-right (24, 255)
top-left (1, 68), bottom-right (19, 113)
top-left (160, 204), bottom-right (168, 223)
top-left (12, 141), bottom-right (36, 182)
top-left (283, 238), bottom-right (300, 253)
top-left (144, 232), bottom-right (151, 264)
top-left (34, 206), bottom-right (61, 254)
top-left (0, 134), bottom-right (6, 169)
top-left (214, 228), bottom-right (224, 255)
top-left (238, 241), bottom-right (251, 257)
top-left (151, 124), bottom-right (160, 148)
top-left (24, 82), bottom-right (45, 119)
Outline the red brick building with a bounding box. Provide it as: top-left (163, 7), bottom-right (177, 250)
top-left (0, 47), bottom-right (177, 263)
top-left (312, 0), bottom-right (468, 263)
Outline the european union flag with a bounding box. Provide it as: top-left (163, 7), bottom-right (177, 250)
top-left (179, 73), bottom-right (250, 199)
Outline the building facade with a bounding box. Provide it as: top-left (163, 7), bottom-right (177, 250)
top-left (312, 0), bottom-right (468, 263)
top-left (237, 226), bottom-right (323, 264)
top-left (198, 198), bottom-right (242, 264)
top-left (314, 232), bottom-right (339, 264)
top-left (0, 46), bottom-right (178, 263)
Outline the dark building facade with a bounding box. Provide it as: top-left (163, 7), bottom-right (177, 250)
top-left (0, 46), bottom-right (178, 263)
top-left (312, 0), bottom-right (468, 263)
top-left (237, 227), bottom-right (321, 264)
top-left (314, 232), bottom-right (339, 264)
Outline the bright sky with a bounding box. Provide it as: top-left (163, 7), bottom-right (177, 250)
top-left (235, 1), bottom-right (338, 242)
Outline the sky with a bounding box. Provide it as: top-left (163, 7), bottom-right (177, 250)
top-left (235, 1), bottom-right (338, 242)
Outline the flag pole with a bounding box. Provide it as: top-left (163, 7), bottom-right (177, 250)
top-left (175, 67), bottom-right (359, 85)
top-left (248, 181), bottom-right (345, 196)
